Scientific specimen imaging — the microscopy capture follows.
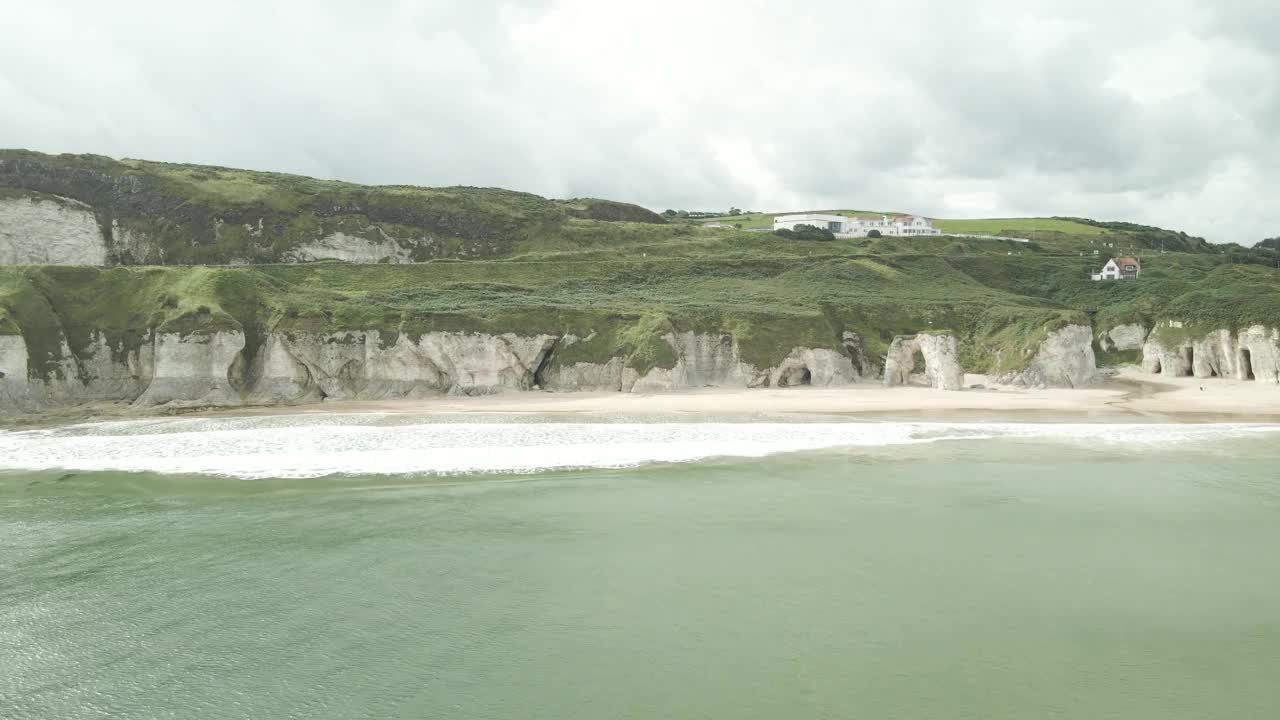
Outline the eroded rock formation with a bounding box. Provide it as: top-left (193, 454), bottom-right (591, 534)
top-left (999, 325), bottom-right (1097, 388)
top-left (134, 331), bottom-right (246, 408)
top-left (1142, 324), bottom-right (1280, 383)
top-left (285, 232), bottom-right (414, 264)
top-left (883, 333), bottom-right (964, 390)
top-left (0, 194), bottom-right (107, 265)
top-left (1, 326), bottom-right (877, 413)
top-left (1102, 323), bottom-right (1148, 352)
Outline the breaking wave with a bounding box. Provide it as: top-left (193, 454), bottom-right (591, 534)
top-left (1, 415), bottom-right (1277, 479)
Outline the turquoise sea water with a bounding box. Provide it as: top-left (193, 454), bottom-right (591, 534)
top-left (2, 416), bottom-right (1279, 719)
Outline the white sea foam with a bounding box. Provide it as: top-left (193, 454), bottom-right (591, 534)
top-left (0, 415), bottom-right (1276, 479)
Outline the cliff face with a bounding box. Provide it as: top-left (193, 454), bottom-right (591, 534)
top-left (1142, 324), bottom-right (1280, 383)
top-left (0, 324), bottom-right (872, 413)
top-left (997, 325), bottom-right (1097, 388)
top-left (1102, 323), bottom-right (1148, 352)
top-left (0, 308), bottom-right (1114, 414)
top-left (0, 194), bottom-right (107, 265)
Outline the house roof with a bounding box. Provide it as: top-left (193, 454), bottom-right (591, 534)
top-left (1115, 256), bottom-right (1140, 267)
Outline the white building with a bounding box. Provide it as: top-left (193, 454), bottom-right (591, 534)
top-left (1091, 256), bottom-right (1141, 281)
top-left (772, 213), bottom-right (942, 238)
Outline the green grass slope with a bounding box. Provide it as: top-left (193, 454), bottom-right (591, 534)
top-left (2, 151), bottom-right (1274, 387)
top-left (695, 211), bottom-right (1212, 255)
top-left (0, 150), bottom-right (665, 265)
top-left (4, 249), bottom-right (1276, 382)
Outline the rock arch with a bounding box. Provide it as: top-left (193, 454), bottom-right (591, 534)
top-left (775, 365), bottom-right (812, 387)
top-left (882, 333), bottom-right (964, 391)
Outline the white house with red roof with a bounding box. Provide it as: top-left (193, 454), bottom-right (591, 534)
top-left (772, 213), bottom-right (942, 238)
top-left (1092, 256), bottom-right (1141, 281)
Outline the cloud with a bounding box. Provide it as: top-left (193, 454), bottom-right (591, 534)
top-left (1, 0), bottom-right (1276, 242)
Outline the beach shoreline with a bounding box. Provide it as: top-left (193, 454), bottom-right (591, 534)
top-left (5, 368), bottom-right (1280, 428)
top-left (202, 368), bottom-right (1279, 422)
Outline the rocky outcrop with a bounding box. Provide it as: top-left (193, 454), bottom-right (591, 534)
top-left (0, 320), bottom-right (1104, 415)
top-left (0, 334), bottom-right (33, 410)
top-left (1142, 324), bottom-right (1280, 383)
top-left (1238, 325), bottom-right (1280, 383)
top-left (649, 332), bottom-right (751, 390)
top-left (1141, 336), bottom-right (1186, 376)
top-left (1102, 323), bottom-right (1148, 352)
top-left (768, 347), bottom-right (858, 387)
top-left (539, 356), bottom-right (642, 393)
top-left (285, 232), bottom-right (414, 264)
top-left (1, 330), bottom-right (155, 412)
top-left (252, 330), bottom-right (559, 400)
top-left (134, 331), bottom-right (246, 407)
top-left (569, 333), bottom-right (864, 393)
top-left (2, 323), bottom-right (883, 414)
top-left (883, 333), bottom-right (964, 390)
top-left (0, 194), bottom-right (107, 265)
top-left (242, 333), bottom-right (321, 404)
top-left (999, 325), bottom-right (1097, 388)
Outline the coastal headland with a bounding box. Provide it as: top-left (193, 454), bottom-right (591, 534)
top-left (2, 150), bottom-right (1278, 423)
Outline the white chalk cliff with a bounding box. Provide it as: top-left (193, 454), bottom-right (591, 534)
top-left (284, 231), bottom-right (414, 264)
top-left (0, 325), bottom-right (876, 413)
top-left (998, 325), bottom-right (1097, 388)
top-left (0, 194), bottom-right (108, 266)
top-left (1, 319), bottom-right (1117, 414)
top-left (1102, 323), bottom-right (1148, 352)
top-left (1142, 324), bottom-right (1280, 383)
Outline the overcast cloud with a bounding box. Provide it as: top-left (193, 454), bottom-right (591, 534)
top-left (2, 0), bottom-right (1277, 242)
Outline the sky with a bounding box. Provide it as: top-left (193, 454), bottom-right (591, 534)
top-left (2, 0), bottom-right (1277, 243)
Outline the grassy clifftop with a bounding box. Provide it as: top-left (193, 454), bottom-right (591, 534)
top-left (5, 250), bottom-right (1275, 382)
top-left (696, 212), bottom-right (1212, 255)
top-left (2, 150), bottom-right (1276, 385)
top-left (2, 150), bottom-right (1223, 266)
top-left (0, 150), bottom-right (666, 265)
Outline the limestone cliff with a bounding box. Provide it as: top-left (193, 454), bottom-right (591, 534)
top-left (1, 330), bottom-right (154, 410)
top-left (0, 334), bottom-right (33, 410)
top-left (1101, 323), bottom-right (1148, 352)
top-left (0, 324), bottom-right (875, 414)
top-left (541, 332), bottom-right (859, 393)
top-left (134, 331), bottom-right (246, 407)
top-left (997, 325), bottom-right (1097, 388)
top-left (0, 194), bottom-right (107, 265)
top-left (255, 330), bottom-right (558, 400)
top-left (284, 232), bottom-right (414, 264)
top-left (1142, 323), bottom-right (1280, 383)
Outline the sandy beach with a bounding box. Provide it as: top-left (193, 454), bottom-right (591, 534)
top-left (213, 368), bottom-right (1280, 422)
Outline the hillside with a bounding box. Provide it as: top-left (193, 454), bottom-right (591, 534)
top-left (695, 211), bottom-right (1213, 255)
top-left (0, 149), bottom-right (666, 266)
top-left (0, 150), bottom-right (1223, 267)
top-left (2, 150), bottom-right (1279, 415)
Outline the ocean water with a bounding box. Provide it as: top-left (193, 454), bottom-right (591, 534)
top-left (2, 415), bottom-right (1280, 719)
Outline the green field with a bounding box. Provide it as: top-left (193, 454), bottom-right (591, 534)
top-left (931, 217), bottom-right (1108, 237)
